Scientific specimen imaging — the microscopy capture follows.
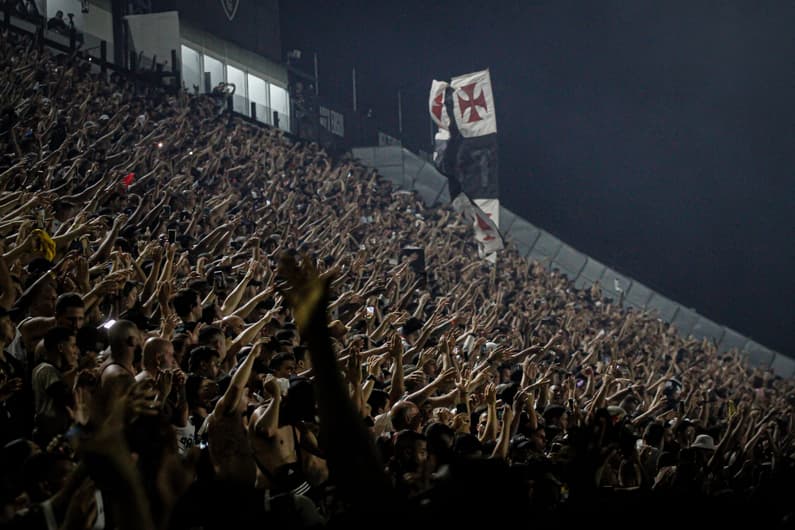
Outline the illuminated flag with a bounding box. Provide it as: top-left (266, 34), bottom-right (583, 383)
top-left (429, 70), bottom-right (503, 258)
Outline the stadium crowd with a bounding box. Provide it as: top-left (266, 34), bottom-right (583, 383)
top-left (0, 28), bottom-right (793, 529)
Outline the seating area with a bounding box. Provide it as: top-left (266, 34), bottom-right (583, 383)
top-left (0, 28), bottom-right (793, 528)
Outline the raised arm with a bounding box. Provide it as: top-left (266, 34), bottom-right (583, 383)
top-left (387, 334), bottom-right (405, 405)
top-left (219, 259), bottom-right (256, 316)
top-left (225, 311), bottom-right (274, 368)
top-left (490, 405), bottom-right (514, 460)
top-left (278, 254), bottom-right (392, 511)
top-left (406, 367), bottom-right (456, 406)
top-left (214, 346), bottom-right (258, 416)
top-left (252, 375), bottom-right (282, 439)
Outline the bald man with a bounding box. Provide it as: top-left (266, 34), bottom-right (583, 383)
top-left (100, 320), bottom-right (140, 395)
top-left (136, 337), bottom-right (176, 382)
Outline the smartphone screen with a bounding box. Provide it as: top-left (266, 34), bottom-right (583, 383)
top-left (168, 229), bottom-right (176, 244)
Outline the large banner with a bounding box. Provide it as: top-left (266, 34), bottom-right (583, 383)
top-left (450, 70), bottom-right (497, 138)
top-left (430, 69), bottom-right (499, 199)
top-left (430, 69), bottom-right (503, 259)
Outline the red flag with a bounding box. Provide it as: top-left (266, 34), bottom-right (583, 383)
top-left (122, 172), bottom-right (135, 187)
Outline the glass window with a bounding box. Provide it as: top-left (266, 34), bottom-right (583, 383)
top-left (226, 64), bottom-right (247, 115)
top-left (202, 54), bottom-right (224, 93)
top-left (247, 73), bottom-right (269, 124)
top-left (248, 74), bottom-right (267, 106)
top-left (226, 65), bottom-right (246, 99)
top-left (181, 45), bottom-right (202, 94)
top-left (269, 84), bottom-right (290, 131)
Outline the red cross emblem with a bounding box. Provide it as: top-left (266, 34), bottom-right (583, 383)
top-left (457, 83), bottom-right (488, 123)
top-left (475, 213), bottom-right (496, 240)
top-left (431, 91), bottom-right (445, 123)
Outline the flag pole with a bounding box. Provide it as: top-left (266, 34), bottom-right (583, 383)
top-left (352, 67), bottom-right (357, 112)
top-left (397, 90), bottom-right (403, 135)
top-left (314, 52), bottom-right (319, 96)
top-left (429, 112), bottom-right (434, 150)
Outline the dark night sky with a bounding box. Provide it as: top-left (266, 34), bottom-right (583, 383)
top-left (280, 1), bottom-right (795, 356)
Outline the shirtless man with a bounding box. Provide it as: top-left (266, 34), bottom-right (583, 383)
top-left (100, 320), bottom-right (139, 395)
top-left (249, 374), bottom-right (328, 495)
top-left (205, 345), bottom-right (258, 485)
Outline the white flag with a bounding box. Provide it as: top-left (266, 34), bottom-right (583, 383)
top-left (429, 80), bottom-right (451, 130)
top-left (450, 69), bottom-right (497, 138)
top-left (452, 193), bottom-right (504, 258)
top-left (474, 198), bottom-right (500, 262)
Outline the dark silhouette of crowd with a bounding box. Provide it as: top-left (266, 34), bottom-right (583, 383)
top-left (0, 28), bottom-right (793, 529)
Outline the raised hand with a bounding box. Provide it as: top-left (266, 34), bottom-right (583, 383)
top-left (262, 374), bottom-right (280, 398)
top-left (434, 367), bottom-right (457, 387)
top-left (513, 388), bottom-right (529, 417)
top-left (161, 312), bottom-right (179, 338)
top-left (416, 348), bottom-right (436, 370)
top-left (452, 412), bottom-right (471, 434)
top-left (157, 281), bottom-right (172, 315)
top-left (188, 322), bottom-right (205, 345)
top-left (366, 354), bottom-right (388, 378)
top-left (484, 383), bottom-right (497, 405)
top-left (389, 333), bottom-right (403, 360)
top-left (155, 370), bottom-right (174, 404)
top-left (67, 386), bottom-right (91, 426)
top-left (404, 371), bottom-right (426, 387)
top-left (277, 253), bottom-right (330, 337)
top-left (501, 403), bottom-right (515, 426)
top-left (468, 370), bottom-right (491, 393)
top-left (346, 348), bottom-right (363, 386)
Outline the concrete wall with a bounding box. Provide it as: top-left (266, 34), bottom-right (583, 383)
top-left (352, 145), bottom-right (793, 377)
